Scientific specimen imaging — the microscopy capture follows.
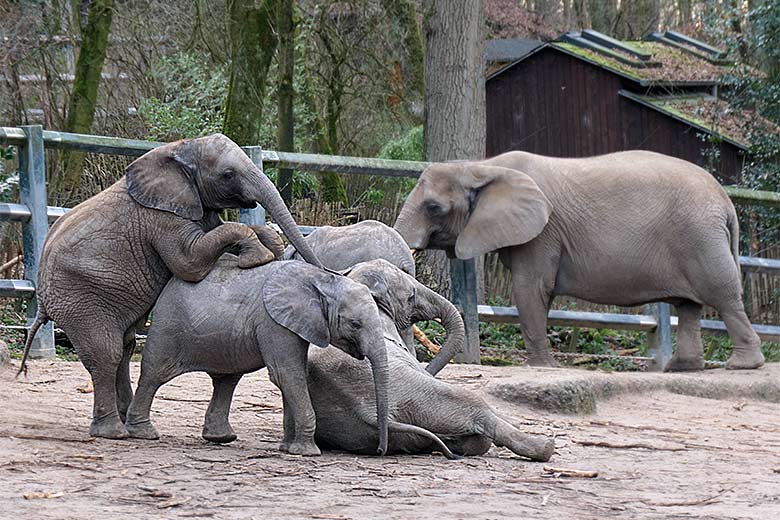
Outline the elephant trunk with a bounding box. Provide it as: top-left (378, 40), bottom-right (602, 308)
top-left (415, 284), bottom-right (465, 376)
top-left (365, 344), bottom-right (389, 455)
top-left (250, 172), bottom-right (323, 269)
top-left (393, 204), bottom-right (427, 250)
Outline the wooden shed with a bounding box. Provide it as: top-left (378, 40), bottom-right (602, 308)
top-left (485, 30), bottom-right (769, 183)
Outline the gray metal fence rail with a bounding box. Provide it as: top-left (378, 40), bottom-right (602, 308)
top-left (3, 125), bottom-right (780, 368)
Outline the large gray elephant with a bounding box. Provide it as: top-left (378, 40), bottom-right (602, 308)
top-left (284, 219), bottom-right (460, 375)
top-left (310, 261), bottom-right (554, 461)
top-left (124, 257), bottom-right (389, 456)
top-left (20, 134), bottom-right (322, 439)
top-left (394, 150), bottom-right (764, 372)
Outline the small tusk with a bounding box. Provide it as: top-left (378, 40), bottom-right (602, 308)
top-left (410, 249), bottom-right (417, 257)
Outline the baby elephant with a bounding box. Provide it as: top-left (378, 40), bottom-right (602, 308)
top-left (307, 260), bottom-right (555, 462)
top-left (124, 257), bottom-right (389, 456)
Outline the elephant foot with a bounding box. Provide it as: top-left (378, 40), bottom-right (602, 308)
top-left (202, 424), bottom-right (238, 444)
top-left (725, 347), bottom-right (765, 370)
top-left (664, 353), bottom-right (704, 372)
top-left (286, 440), bottom-right (321, 456)
top-left (237, 239), bottom-right (275, 269)
top-left (511, 435), bottom-right (555, 462)
top-left (526, 351), bottom-right (557, 368)
top-left (90, 414), bottom-right (129, 439)
top-left (126, 420), bottom-right (160, 440)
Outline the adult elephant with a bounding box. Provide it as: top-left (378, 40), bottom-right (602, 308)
top-left (20, 134), bottom-right (322, 439)
top-left (284, 220), bottom-right (460, 375)
top-left (394, 150), bottom-right (763, 372)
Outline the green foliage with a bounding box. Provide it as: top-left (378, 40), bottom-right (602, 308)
top-left (138, 53), bottom-right (228, 141)
top-left (377, 126), bottom-right (423, 161)
top-left (0, 147), bottom-right (18, 203)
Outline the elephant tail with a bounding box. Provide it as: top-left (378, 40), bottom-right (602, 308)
top-left (727, 209), bottom-right (741, 283)
top-left (388, 421), bottom-right (460, 460)
top-left (16, 309), bottom-right (50, 378)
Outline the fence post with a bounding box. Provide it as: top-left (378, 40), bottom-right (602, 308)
top-left (19, 125), bottom-right (55, 359)
top-left (239, 147), bottom-right (266, 226)
top-left (645, 302), bottom-right (672, 371)
top-left (450, 257), bottom-right (480, 364)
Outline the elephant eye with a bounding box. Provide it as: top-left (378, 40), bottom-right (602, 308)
top-left (349, 319), bottom-right (362, 330)
top-left (424, 200), bottom-right (445, 217)
top-left (222, 169), bottom-right (234, 179)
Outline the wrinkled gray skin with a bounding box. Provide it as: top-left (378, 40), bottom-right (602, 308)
top-left (284, 220), bottom-right (460, 375)
top-left (124, 258), bottom-right (389, 456)
top-left (20, 134), bottom-right (322, 440)
top-left (308, 260), bottom-right (554, 461)
top-left (394, 150), bottom-right (764, 372)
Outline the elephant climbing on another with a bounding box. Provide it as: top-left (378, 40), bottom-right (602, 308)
top-left (20, 134), bottom-right (322, 439)
top-left (284, 219), bottom-right (460, 375)
top-left (124, 258), bottom-right (390, 456)
top-left (394, 150), bottom-right (764, 372)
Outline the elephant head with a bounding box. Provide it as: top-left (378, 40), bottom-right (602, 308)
top-left (394, 163), bottom-right (553, 259)
top-left (347, 259), bottom-right (465, 376)
top-left (262, 263), bottom-right (389, 454)
top-left (125, 133), bottom-right (322, 268)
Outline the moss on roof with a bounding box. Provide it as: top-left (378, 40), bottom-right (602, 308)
top-left (630, 94), bottom-right (779, 147)
top-left (551, 40), bottom-right (728, 84)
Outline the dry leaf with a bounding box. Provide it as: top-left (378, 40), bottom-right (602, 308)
top-left (24, 491), bottom-right (64, 500)
top-left (76, 380), bottom-right (93, 394)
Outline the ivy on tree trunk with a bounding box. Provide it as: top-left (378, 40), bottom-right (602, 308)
top-left (57, 0), bottom-right (114, 204)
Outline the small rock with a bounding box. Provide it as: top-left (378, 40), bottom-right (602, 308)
top-left (0, 339), bottom-right (10, 367)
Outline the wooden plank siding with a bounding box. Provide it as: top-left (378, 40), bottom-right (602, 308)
top-left (486, 47), bottom-right (746, 183)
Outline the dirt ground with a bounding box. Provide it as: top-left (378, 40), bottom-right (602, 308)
top-left (2, 360), bottom-right (780, 520)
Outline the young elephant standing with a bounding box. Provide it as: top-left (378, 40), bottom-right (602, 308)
top-left (124, 258), bottom-right (390, 456)
top-left (21, 134), bottom-right (322, 439)
top-left (394, 150), bottom-right (763, 371)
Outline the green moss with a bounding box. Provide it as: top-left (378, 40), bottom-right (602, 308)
top-left (551, 42), bottom-right (645, 81)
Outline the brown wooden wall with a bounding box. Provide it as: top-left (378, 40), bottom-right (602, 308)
top-left (485, 47), bottom-right (745, 183)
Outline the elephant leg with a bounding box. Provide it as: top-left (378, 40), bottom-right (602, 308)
top-left (279, 394), bottom-right (295, 453)
top-left (512, 284), bottom-right (556, 367)
top-left (202, 373), bottom-right (243, 444)
top-left (665, 301), bottom-right (704, 372)
top-left (720, 299), bottom-right (764, 370)
top-left (124, 363), bottom-right (178, 440)
top-left (266, 349), bottom-right (320, 456)
top-left (492, 416), bottom-right (554, 462)
top-left (70, 328), bottom-right (128, 439)
top-left (116, 322), bottom-right (141, 422)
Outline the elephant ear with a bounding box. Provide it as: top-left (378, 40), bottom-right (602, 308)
top-left (263, 263), bottom-right (332, 348)
top-left (455, 165), bottom-right (552, 259)
top-left (125, 139), bottom-right (203, 221)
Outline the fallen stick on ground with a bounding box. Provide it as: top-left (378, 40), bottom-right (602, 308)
top-left (543, 466), bottom-right (598, 478)
top-left (1, 432), bottom-right (95, 443)
top-left (157, 396), bottom-right (210, 403)
top-left (414, 325), bottom-right (439, 354)
top-left (641, 485), bottom-right (737, 507)
top-left (573, 439), bottom-right (686, 451)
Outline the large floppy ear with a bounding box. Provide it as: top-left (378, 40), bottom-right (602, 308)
top-left (125, 139), bottom-right (203, 221)
top-left (263, 263), bottom-right (332, 348)
top-left (455, 165), bottom-right (552, 259)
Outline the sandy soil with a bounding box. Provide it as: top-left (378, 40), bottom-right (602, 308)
top-left (2, 360), bottom-right (780, 520)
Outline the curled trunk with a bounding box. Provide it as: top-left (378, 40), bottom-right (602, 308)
top-left (414, 284), bottom-right (465, 376)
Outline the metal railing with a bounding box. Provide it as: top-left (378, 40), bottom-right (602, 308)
top-left (2, 125), bottom-right (780, 368)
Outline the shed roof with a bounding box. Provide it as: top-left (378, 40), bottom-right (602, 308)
top-left (619, 91), bottom-right (779, 150)
top-left (485, 38), bottom-right (542, 63)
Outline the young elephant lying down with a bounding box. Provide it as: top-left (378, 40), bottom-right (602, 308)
top-left (308, 261), bottom-right (555, 462)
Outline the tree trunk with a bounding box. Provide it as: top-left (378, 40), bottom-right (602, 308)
top-left (588, 0), bottom-right (617, 34)
top-left (419, 0), bottom-right (485, 300)
top-left (223, 0), bottom-right (279, 145)
top-left (56, 0), bottom-right (114, 204)
top-left (616, 0), bottom-right (660, 39)
top-left (380, 0), bottom-right (424, 124)
top-left (276, 0), bottom-right (295, 205)
top-left (300, 54), bottom-right (347, 204)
